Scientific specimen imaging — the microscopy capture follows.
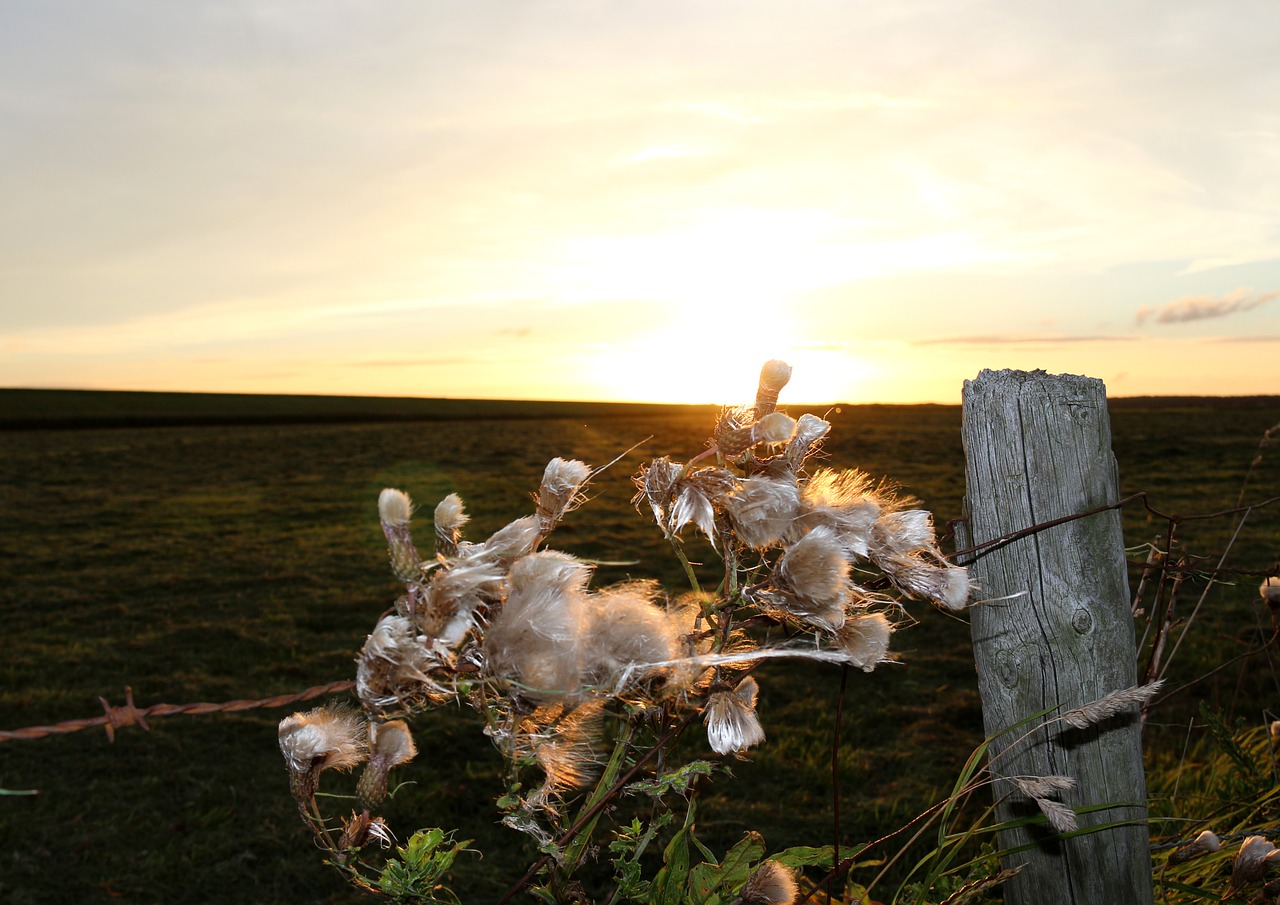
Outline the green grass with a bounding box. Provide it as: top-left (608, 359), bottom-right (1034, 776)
top-left (1, 392), bottom-right (1278, 903)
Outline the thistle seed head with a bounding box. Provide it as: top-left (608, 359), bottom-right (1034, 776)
top-left (704, 675), bottom-right (766, 756)
top-left (724, 476), bottom-right (800, 549)
top-left (784, 413), bottom-right (830, 470)
top-left (754, 359), bottom-right (793, 420)
top-left (778, 526), bottom-right (850, 606)
top-left (378, 488), bottom-right (413, 526)
top-left (833, 612), bottom-right (893, 672)
top-left (1169, 829), bottom-right (1221, 864)
top-left (278, 705), bottom-right (368, 801)
top-left (580, 581), bottom-right (680, 693)
top-left (1230, 835), bottom-right (1277, 892)
top-left (433, 493), bottom-right (469, 557)
top-left (737, 858), bottom-right (798, 905)
top-left (357, 719), bottom-right (419, 810)
top-left (537, 457), bottom-right (592, 534)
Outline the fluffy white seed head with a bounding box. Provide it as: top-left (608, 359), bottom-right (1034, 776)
top-left (704, 676), bottom-right (766, 755)
top-left (370, 719), bottom-right (418, 768)
top-left (538, 458), bottom-right (592, 533)
top-left (738, 859), bottom-right (799, 905)
top-left (278, 706), bottom-right (368, 776)
top-left (378, 488), bottom-right (413, 526)
top-left (724, 476), bottom-right (800, 549)
top-left (794, 469), bottom-right (881, 557)
top-left (484, 552), bottom-right (593, 702)
top-left (755, 412), bottom-right (797, 445)
top-left (779, 526), bottom-right (850, 605)
top-left (834, 613), bottom-right (893, 672)
top-left (580, 582), bottom-right (681, 692)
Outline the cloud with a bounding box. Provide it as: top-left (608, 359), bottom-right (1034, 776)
top-left (913, 334), bottom-right (1133, 346)
top-left (1136, 288), bottom-right (1280, 325)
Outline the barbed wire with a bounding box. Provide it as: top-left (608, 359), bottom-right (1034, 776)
top-left (0, 680), bottom-right (355, 744)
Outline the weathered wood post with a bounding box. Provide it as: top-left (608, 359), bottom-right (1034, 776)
top-left (960, 369), bottom-right (1153, 905)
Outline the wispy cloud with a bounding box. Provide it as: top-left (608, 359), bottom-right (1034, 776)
top-left (1136, 288), bottom-right (1279, 325)
top-left (913, 334), bottom-right (1133, 346)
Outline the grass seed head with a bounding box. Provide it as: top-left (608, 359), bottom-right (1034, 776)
top-left (1061, 680), bottom-right (1163, 730)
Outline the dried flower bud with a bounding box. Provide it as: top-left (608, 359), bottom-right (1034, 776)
top-left (278, 706), bottom-right (368, 802)
top-left (754, 359), bottom-right (793, 420)
top-left (378, 488), bottom-right (413, 526)
top-left (737, 858), bottom-right (798, 905)
top-left (434, 493), bottom-right (468, 557)
top-left (357, 719), bottom-right (418, 809)
top-left (379, 488), bottom-right (422, 581)
top-left (704, 676), bottom-right (766, 756)
top-left (784, 413), bottom-right (830, 470)
top-left (1229, 835), bottom-right (1277, 894)
top-left (1169, 829), bottom-right (1221, 864)
top-left (537, 458), bottom-right (592, 535)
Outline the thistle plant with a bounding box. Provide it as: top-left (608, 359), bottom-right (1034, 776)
top-left (278, 360), bottom-right (975, 902)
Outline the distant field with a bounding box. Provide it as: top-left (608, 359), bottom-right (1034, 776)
top-left (1, 390), bottom-right (1277, 903)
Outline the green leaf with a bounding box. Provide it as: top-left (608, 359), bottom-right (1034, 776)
top-left (769, 844), bottom-right (837, 870)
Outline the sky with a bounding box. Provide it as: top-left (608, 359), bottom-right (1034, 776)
top-left (2, 1), bottom-right (1279, 405)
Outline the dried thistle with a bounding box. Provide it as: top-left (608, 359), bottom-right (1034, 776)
top-left (792, 467), bottom-right (882, 557)
top-left (1060, 680), bottom-right (1164, 730)
top-left (536, 457), bottom-right (592, 535)
top-left (754, 359), bottom-right (793, 420)
top-left (833, 612), bottom-right (894, 672)
top-left (704, 675), bottom-right (766, 756)
top-left (278, 705), bottom-right (368, 802)
top-left (1168, 829), bottom-right (1220, 864)
top-left (1228, 835), bottom-right (1278, 896)
top-left (379, 488), bottom-right (422, 581)
top-left (784, 413), bottom-right (831, 471)
top-left (434, 492), bottom-right (468, 557)
top-left (736, 858), bottom-right (798, 905)
top-left (357, 719), bottom-right (418, 810)
top-left (723, 475), bottom-right (800, 549)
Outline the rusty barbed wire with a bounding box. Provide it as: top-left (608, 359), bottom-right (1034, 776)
top-left (0, 680), bottom-right (355, 744)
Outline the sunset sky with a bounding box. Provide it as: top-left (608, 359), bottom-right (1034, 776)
top-left (2, 1), bottom-right (1278, 405)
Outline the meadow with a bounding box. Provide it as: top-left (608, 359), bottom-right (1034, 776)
top-left (0, 389), bottom-right (1277, 903)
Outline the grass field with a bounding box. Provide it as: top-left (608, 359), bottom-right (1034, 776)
top-left (1, 389), bottom-right (1277, 903)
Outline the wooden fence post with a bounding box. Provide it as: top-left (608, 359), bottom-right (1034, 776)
top-left (960, 369), bottom-right (1153, 905)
